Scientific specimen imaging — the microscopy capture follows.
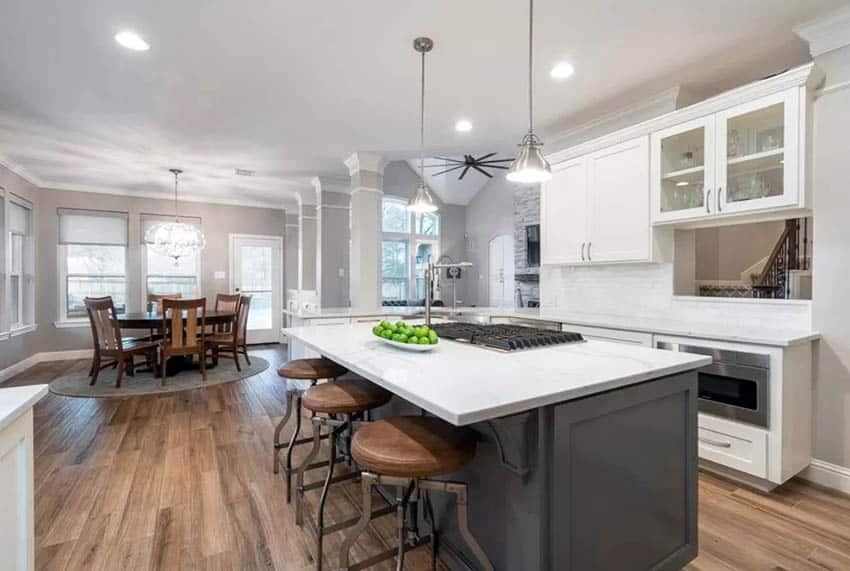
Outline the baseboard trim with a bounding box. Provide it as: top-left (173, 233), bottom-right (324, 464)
top-left (0, 349), bottom-right (93, 384)
top-left (799, 459), bottom-right (850, 494)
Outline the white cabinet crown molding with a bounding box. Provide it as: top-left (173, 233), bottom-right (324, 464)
top-left (795, 5), bottom-right (850, 57)
top-left (546, 63), bottom-right (820, 166)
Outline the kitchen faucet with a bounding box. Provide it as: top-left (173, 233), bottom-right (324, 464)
top-left (424, 260), bottom-right (473, 327)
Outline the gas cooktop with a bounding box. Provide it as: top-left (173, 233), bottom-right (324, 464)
top-left (430, 323), bottom-right (584, 352)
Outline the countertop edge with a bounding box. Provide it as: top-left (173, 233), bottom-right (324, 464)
top-left (0, 384), bottom-right (49, 433)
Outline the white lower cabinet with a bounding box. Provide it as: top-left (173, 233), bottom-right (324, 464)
top-left (542, 136), bottom-right (652, 265)
top-left (698, 414), bottom-right (768, 479)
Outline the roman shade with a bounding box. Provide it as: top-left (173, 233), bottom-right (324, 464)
top-left (9, 199), bottom-right (32, 235)
top-left (140, 213), bottom-right (202, 244)
top-left (58, 208), bottom-right (129, 246)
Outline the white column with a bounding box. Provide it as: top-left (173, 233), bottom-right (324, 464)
top-left (345, 152), bottom-right (384, 309)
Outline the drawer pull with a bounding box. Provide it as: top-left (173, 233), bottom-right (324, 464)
top-left (699, 436), bottom-right (732, 448)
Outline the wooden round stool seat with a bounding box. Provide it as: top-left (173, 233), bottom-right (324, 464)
top-left (352, 415), bottom-right (476, 478)
top-left (278, 358), bottom-right (347, 380)
top-left (302, 378), bottom-right (392, 415)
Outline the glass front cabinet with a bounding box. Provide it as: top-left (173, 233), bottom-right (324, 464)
top-left (651, 88), bottom-right (802, 224)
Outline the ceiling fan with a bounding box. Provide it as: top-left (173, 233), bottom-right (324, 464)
top-left (423, 153), bottom-right (514, 180)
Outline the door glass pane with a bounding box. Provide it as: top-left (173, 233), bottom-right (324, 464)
top-left (659, 127), bottom-right (706, 213)
top-left (725, 102), bottom-right (784, 204)
top-left (240, 245), bottom-right (273, 330)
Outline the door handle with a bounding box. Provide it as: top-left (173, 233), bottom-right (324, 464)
top-left (587, 242), bottom-right (592, 261)
top-left (706, 189), bottom-right (712, 213)
top-left (581, 242), bottom-right (586, 262)
top-left (699, 437), bottom-right (732, 448)
top-left (717, 187), bottom-right (723, 212)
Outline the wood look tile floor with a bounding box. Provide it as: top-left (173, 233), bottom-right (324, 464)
top-left (8, 345), bottom-right (850, 571)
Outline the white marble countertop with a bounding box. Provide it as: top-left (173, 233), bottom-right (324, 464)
top-left (284, 323), bottom-right (711, 425)
top-left (0, 385), bottom-right (48, 432)
top-left (284, 306), bottom-right (818, 347)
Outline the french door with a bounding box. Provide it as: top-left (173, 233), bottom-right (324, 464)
top-left (229, 234), bottom-right (282, 344)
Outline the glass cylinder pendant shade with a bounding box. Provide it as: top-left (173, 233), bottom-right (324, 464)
top-left (407, 183), bottom-right (439, 213)
top-left (507, 132), bottom-right (552, 184)
top-left (144, 221), bottom-right (206, 260)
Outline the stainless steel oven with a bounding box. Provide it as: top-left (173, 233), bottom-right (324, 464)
top-left (657, 342), bottom-right (770, 427)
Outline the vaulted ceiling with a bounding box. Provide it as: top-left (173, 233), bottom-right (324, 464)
top-left (0, 0), bottom-right (845, 207)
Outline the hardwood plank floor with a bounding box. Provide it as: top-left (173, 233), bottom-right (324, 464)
top-left (7, 345), bottom-right (850, 570)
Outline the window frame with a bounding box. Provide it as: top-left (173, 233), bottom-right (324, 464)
top-left (58, 244), bottom-right (128, 322)
top-left (379, 197), bottom-right (441, 302)
top-left (7, 196), bottom-right (34, 333)
top-left (141, 244), bottom-right (203, 308)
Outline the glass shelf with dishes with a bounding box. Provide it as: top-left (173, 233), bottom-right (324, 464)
top-left (656, 121), bottom-right (711, 216)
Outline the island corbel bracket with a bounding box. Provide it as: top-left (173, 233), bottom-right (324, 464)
top-left (483, 413), bottom-right (533, 477)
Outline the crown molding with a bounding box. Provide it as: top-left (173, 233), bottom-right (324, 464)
top-left (795, 5), bottom-right (850, 57)
top-left (41, 183), bottom-right (295, 211)
top-left (344, 152), bottom-right (385, 175)
top-left (311, 175), bottom-right (350, 195)
top-left (0, 154), bottom-right (47, 187)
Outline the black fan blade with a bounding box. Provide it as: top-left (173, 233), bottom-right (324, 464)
top-left (475, 152), bottom-right (497, 162)
top-left (480, 164), bottom-right (509, 170)
top-left (472, 165), bottom-right (493, 178)
top-left (433, 156), bottom-right (465, 164)
top-left (430, 165), bottom-right (466, 176)
top-left (459, 165), bottom-right (472, 180)
top-left (478, 158), bottom-right (515, 164)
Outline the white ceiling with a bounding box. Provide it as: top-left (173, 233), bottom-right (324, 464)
top-left (0, 0), bottom-right (846, 208)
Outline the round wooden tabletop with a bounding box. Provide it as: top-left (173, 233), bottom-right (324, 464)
top-left (116, 310), bottom-right (235, 329)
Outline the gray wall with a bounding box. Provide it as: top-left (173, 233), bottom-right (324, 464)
top-left (811, 44), bottom-right (850, 469)
top-left (382, 161), bottom-right (469, 304)
top-left (0, 164), bottom-right (40, 371)
top-left (285, 212), bottom-right (299, 296)
top-left (465, 175), bottom-right (522, 306)
top-left (1, 184), bottom-right (287, 371)
top-left (319, 192), bottom-right (351, 307)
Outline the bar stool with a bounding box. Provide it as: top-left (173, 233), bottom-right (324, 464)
top-left (296, 377), bottom-right (393, 571)
top-left (338, 415), bottom-right (493, 571)
top-left (273, 357), bottom-right (348, 502)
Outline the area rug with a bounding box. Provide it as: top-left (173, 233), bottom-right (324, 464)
top-left (49, 356), bottom-right (270, 398)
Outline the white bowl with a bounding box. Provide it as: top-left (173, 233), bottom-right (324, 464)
top-left (376, 336), bottom-right (439, 352)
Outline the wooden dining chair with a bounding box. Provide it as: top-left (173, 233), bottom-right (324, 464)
top-left (148, 292), bottom-right (183, 313)
top-left (207, 295), bottom-right (252, 371)
top-left (160, 297), bottom-right (207, 382)
top-left (84, 297), bottom-right (158, 387)
top-left (213, 293), bottom-right (241, 333)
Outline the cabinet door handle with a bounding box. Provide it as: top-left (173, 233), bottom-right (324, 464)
top-left (587, 242), bottom-right (592, 261)
top-left (581, 242), bottom-right (585, 262)
top-left (699, 437), bottom-right (732, 448)
top-left (717, 187), bottom-right (723, 212)
top-left (706, 189), bottom-right (712, 213)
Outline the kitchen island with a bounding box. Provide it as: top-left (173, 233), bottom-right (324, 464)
top-left (285, 323), bottom-right (710, 570)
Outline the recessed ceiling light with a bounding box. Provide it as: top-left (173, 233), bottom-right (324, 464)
top-left (676, 181), bottom-right (689, 187)
top-left (115, 30), bottom-right (150, 51)
top-left (550, 61), bottom-right (575, 80)
top-left (455, 119), bottom-right (473, 133)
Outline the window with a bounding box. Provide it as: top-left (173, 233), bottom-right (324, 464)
top-left (58, 209), bottom-right (129, 320)
top-left (141, 214), bottom-right (202, 301)
top-left (8, 198), bottom-right (33, 329)
top-left (380, 197), bottom-right (440, 302)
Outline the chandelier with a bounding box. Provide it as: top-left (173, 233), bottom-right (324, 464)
top-left (144, 168), bottom-right (206, 262)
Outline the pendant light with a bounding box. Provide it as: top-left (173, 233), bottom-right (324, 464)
top-left (507, 0), bottom-right (552, 184)
top-left (408, 36), bottom-right (439, 213)
top-left (144, 169), bottom-right (207, 262)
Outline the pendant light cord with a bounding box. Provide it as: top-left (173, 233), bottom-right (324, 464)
top-left (419, 48), bottom-right (425, 181)
top-left (173, 171), bottom-right (179, 223)
top-left (528, 0), bottom-right (534, 135)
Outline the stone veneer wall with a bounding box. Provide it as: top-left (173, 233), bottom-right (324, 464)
top-left (514, 185), bottom-right (540, 306)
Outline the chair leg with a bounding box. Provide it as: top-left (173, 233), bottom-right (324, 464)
top-left (296, 418), bottom-right (322, 527)
top-left (285, 394), bottom-right (303, 503)
top-left (273, 389), bottom-right (295, 475)
top-left (90, 356), bottom-right (101, 386)
top-left (232, 343), bottom-right (241, 372)
top-left (115, 359), bottom-right (125, 388)
top-left (243, 344), bottom-right (251, 365)
top-left (339, 472), bottom-right (377, 571)
top-left (199, 348), bottom-right (207, 381)
top-left (316, 430), bottom-right (337, 571)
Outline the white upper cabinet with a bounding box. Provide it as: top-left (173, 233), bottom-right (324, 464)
top-left (652, 87), bottom-right (803, 224)
top-left (587, 137), bottom-right (650, 263)
top-left (541, 157), bottom-right (586, 265)
top-left (542, 136), bottom-right (650, 265)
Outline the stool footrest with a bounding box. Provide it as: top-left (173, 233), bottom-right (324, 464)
top-left (345, 535), bottom-right (432, 571)
top-left (300, 470), bottom-right (359, 493)
top-left (273, 432), bottom-right (329, 450)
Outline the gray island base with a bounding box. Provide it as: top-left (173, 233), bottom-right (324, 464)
top-left (382, 371), bottom-right (698, 571)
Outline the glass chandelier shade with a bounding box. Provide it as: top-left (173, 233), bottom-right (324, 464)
top-left (144, 169), bottom-right (206, 261)
top-left (408, 183), bottom-right (439, 213)
top-left (508, 0), bottom-right (552, 184)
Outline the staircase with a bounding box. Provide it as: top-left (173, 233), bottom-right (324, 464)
top-left (751, 218), bottom-right (809, 299)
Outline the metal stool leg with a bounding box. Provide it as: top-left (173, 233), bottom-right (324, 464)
top-left (296, 418), bottom-right (322, 527)
top-left (285, 394), bottom-right (304, 503)
top-left (273, 388), bottom-right (295, 475)
top-left (339, 472), bottom-right (377, 571)
top-left (315, 427), bottom-right (338, 571)
top-left (423, 490), bottom-right (438, 571)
